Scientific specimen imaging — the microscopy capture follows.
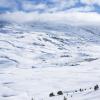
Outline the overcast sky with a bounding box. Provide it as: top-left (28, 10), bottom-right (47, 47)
top-left (0, 0), bottom-right (100, 24)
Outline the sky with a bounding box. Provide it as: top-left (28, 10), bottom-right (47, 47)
top-left (0, 0), bottom-right (100, 24)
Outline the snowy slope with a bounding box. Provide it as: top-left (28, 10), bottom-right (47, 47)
top-left (0, 22), bottom-right (100, 100)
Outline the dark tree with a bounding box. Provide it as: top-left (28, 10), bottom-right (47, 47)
top-left (64, 96), bottom-right (67, 100)
top-left (49, 92), bottom-right (55, 97)
top-left (94, 85), bottom-right (99, 91)
top-left (57, 91), bottom-right (63, 95)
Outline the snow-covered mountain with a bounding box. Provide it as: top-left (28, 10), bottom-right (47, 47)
top-left (0, 22), bottom-right (100, 100)
top-left (0, 22), bottom-right (100, 68)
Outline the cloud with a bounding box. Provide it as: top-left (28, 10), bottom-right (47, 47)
top-left (0, 0), bottom-right (99, 13)
top-left (80, 0), bottom-right (100, 6)
top-left (0, 0), bottom-right (79, 12)
top-left (22, 2), bottom-right (47, 12)
top-left (51, 0), bottom-right (78, 8)
top-left (67, 5), bottom-right (95, 12)
top-left (19, 0), bottom-right (78, 12)
top-left (1, 11), bottom-right (100, 25)
top-left (0, 0), bottom-right (100, 25)
top-left (0, 0), bottom-right (17, 10)
top-left (47, 0), bottom-right (78, 12)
